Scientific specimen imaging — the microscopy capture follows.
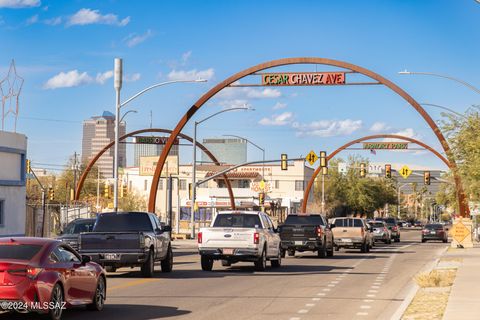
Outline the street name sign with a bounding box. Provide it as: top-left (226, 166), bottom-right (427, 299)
top-left (399, 165), bottom-right (412, 179)
top-left (262, 72), bottom-right (346, 86)
top-left (362, 142), bottom-right (408, 150)
top-left (305, 150), bottom-right (319, 166)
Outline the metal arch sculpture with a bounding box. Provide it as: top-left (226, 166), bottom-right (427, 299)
top-left (301, 134), bottom-right (451, 213)
top-left (75, 128), bottom-right (236, 210)
top-left (148, 57), bottom-right (468, 217)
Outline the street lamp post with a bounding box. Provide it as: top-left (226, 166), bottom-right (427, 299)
top-left (113, 58), bottom-right (207, 211)
top-left (398, 70), bottom-right (480, 95)
top-left (191, 106), bottom-right (253, 239)
top-left (397, 183), bottom-right (410, 219)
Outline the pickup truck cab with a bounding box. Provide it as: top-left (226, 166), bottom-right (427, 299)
top-left (278, 214), bottom-right (334, 258)
top-left (198, 211), bottom-right (282, 271)
top-left (331, 217), bottom-right (372, 252)
top-left (57, 218), bottom-right (96, 251)
top-left (79, 211), bottom-right (173, 277)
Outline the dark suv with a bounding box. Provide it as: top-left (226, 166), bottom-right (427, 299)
top-left (57, 218), bottom-right (96, 250)
top-left (375, 217), bottom-right (400, 242)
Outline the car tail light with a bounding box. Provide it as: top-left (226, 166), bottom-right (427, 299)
top-left (316, 226), bottom-right (324, 238)
top-left (8, 266), bottom-right (42, 279)
top-left (139, 233), bottom-right (145, 247)
top-left (422, 229), bottom-right (429, 234)
top-left (392, 226), bottom-right (398, 231)
top-left (254, 232), bottom-right (260, 244)
top-left (198, 232), bottom-right (203, 244)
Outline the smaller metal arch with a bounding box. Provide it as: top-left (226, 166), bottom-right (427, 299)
top-left (75, 128), bottom-right (235, 210)
top-left (301, 134), bottom-right (451, 213)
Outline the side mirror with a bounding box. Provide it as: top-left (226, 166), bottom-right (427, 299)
top-left (330, 224), bottom-right (335, 229)
top-left (163, 225), bottom-right (172, 232)
top-left (81, 255), bottom-right (91, 265)
top-left (155, 228), bottom-right (163, 234)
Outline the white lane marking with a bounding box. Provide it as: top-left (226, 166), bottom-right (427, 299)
top-left (331, 281), bottom-right (339, 284)
top-left (374, 282), bottom-right (382, 285)
top-left (357, 312), bottom-right (369, 316)
top-left (360, 305), bottom-right (372, 309)
top-left (290, 318), bottom-right (301, 320)
top-left (305, 303), bottom-right (315, 307)
top-left (312, 298), bottom-right (321, 301)
top-left (317, 293), bottom-right (326, 296)
top-left (366, 294), bottom-right (376, 298)
top-left (371, 286), bottom-right (380, 289)
top-left (364, 299), bottom-right (374, 302)
top-left (328, 284), bottom-right (335, 287)
top-left (298, 309), bottom-right (309, 314)
top-left (322, 288), bottom-right (331, 291)
top-left (368, 290), bottom-right (378, 293)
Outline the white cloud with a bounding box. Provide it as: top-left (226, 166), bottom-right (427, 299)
top-left (391, 128), bottom-right (418, 139)
top-left (217, 81), bottom-right (282, 100)
top-left (167, 68), bottom-right (214, 81)
top-left (0, 0), bottom-right (40, 8)
top-left (293, 119), bottom-right (363, 137)
top-left (43, 70), bottom-right (92, 89)
top-left (67, 8), bottom-right (130, 27)
top-left (370, 122), bottom-right (390, 132)
top-left (44, 16), bottom-right (61, 25)
top-left (125, 29), bottom-right (153, 47)
top-left (25, 14), bottom-right (38, 25)
top-left (219, 99), bottom-right (249, 109)
top-left (124, 73), bottom-right (141, 82)
top-left (95, 70), bottom-right (113, 84)
top-left (272, 102), bottom-right (287, 110)
top-left (259, 112), bottom-right (294, 126)
top-left (181, 51), bottom-right (192, 65)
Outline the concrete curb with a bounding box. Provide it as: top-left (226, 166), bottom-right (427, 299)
top-left (390, 246), bottom-right (448, 320)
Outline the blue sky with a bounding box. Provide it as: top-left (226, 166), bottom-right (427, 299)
top-left (0, 0), bottom-right (479, 170)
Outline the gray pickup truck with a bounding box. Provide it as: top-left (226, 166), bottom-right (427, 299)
top-left (79, 211), bottom-right (173, 277)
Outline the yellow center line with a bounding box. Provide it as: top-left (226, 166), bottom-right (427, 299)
top-left (108, 278), bottom-right (159, 291)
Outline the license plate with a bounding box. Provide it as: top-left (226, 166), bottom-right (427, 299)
top-left (105, 253), bottom-right (120, 260)
top-left (430, 231), bottom-right (436, 234)
top-left (295, 241), bottom-right (303, 245)
top-left (342, 239), bottom-right (352, 242)
top-left (223, 248), bottom-right (234, 255)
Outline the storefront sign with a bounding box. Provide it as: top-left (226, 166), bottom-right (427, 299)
top-left (140, 155), bottom-right (178, 176)
top-left (363, 142), bottom-right (408, 150)
top-left (262, 72), bottom-right (346, 86)
top-left (134, 136), bottom-right (179, 145)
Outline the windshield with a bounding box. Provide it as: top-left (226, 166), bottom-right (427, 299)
top-left (93, 213), bottom-right (153, 232)
top-left (334, 218), bottom-right (363, 227)
top-left (371, 222), bottom-right (384, 228)
top-left (213, 214), bottom-right (262, 228)
top-left (425, 224), bottom-right (443, 230)
top-left (0, 244), bottom-right (43, 260)
top-left (63, 220), bottom-right (95, 234)
top-left (284, 215), bottom-right (325, 226)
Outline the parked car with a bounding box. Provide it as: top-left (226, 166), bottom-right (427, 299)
top-left (369, 221), bottom-right (392, 244)
top-left (198, 211), bottom-right (282, 271)
top-left (421, 224), bottom-right (448, 243)
top-left (278, 213), bottom-right (334, 258)
top-left (375, 217), bottom-right (401, 242)
top-left (0, 237), bottom-right (106, 320)
top-left (79, 211), bottom-right (173, 277)
top-left (57, 218), bottom-right (96, 251)
top-left (331, 217), bottom-right (372, 252)
top-left (414, 221), bottom-right (423, 228)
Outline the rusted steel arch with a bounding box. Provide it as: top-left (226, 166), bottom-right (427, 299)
top-left (75, 128), bottom-right (235, 210)
top-left (148, 57), bottom-right (469, 216)
top-left (301, 134), bottom-right (451, 213)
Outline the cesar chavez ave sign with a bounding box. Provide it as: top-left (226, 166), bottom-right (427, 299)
top-left (363, 142), bottom-right (409, 150)
top-left (262, 72), bottom-right (346, 86)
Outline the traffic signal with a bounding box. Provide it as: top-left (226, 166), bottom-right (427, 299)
top-left (121, 185), bottom-right (127, 198)
top-left (385, 164), bottom-right (392, 179)
top-left (259, 192), bottom-right (265, 206)
top-left (424, 171), bottom-right (431, 185)
top-left (320, 151), bottom-right (327, 167)
top-left (70, 188), bottom-right (74, 201)
top-left (281, 154), bottom-right (288, 170)
top-left (104, 182), bottom-right (109, 198)
top-left (26, 159), bottom-right (31, 173)
top-left (188, 183), bottom-right (192, 199)
top-left (48, 187), bottom-right (54, 201)
top-left (360, 163), bottom-right (366, 177)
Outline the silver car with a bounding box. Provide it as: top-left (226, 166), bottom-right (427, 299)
top-left (369, 221), bottom-right (391, 244)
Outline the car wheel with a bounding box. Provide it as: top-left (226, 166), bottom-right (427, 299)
top-left (48, 283), bottom-right (64, 320)
top-left (280, 248), bottom-right (286, 258)
top-left (141, 249), bottom-right (155, 277)
top-left (335, 246), bottom-right (340, 251)
top-left (161, 246), bottom-right (173, 273)
top-left (271, 247), bottom-right (282, 268)
top-left (221, 260), bottom-right (231, 267)
top-left (287, 249), bottom-right (295, 257)
top-left (326, 241), bottom-right (334, 257)
top-left (201, 256), bottom-right (213, 271)
top-left (395, 238), bottom-right (400, 243)
top-left (317, 241), bottom-right (327, 258)
top-left (443, 238), bottom-right (448, 243)
top-left (87, 276), bottom-right (106, 311)
top-left (254, 247), bottom-right (267, 271)
top-left (421, 239), bottom-right (426, 243)
top-left (360, 241), bottom-right (368, 253)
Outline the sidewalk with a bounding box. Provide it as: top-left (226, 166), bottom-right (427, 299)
top-left (443, 244), bottom-right (480, 320)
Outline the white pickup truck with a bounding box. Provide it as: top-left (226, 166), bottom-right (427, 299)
top-left (198, 211), bottom-right (282, 271)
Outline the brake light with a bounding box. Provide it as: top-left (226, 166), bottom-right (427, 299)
top-left (26, 267), bottom-right (42, 279)
top-left (316, 226), bottom-right (324, 238)
top-left (422, 229), bottom-right (429, 234)
top-left (254, 232), bottom-right (260, 244)
top-left (139, 233), bottom-right (145, 247)
top-left (392, 226), bottom-right (398, 232)
top-left (8, 267), bottom-right (42, 279)
top-left (198, 232), bottom-right (203, 244)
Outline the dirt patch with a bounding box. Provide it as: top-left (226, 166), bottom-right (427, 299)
top-left (414, 269), bottom-right (456, 288)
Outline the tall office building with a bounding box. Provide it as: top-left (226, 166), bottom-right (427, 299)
top-left (81, 111), bottom-right (126, 178)
top-left (133, 139), bottom-right (179, 167)
top-left (201, 137), bottom-right (247, 165)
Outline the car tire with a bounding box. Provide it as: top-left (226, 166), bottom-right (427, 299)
top-left (280, 248), bottom-right (286, 258)
top-left (326, 243), bottom-right (334, 257)
top-left (141, 249), bottom-right (155, 278)
top-left (395, 238), bottom-right (400, 243)
top-left (221, 260), bottom-right (231, 267)
top-left (161, 246), bottom-right (173, 273)
top-left (421, 239), bottom-right (426, 243)
top-left (104, 266), bottom-right (116, 273)
top-left (360, 241), bottom-right (368, 253)
top-left (48, 283), bottom-right (64, 320)
top-left (271, 247), bottom-right (282, 268)
top-left (287, 249), bottom-right (295, 257)
top-left (87, 276), bottom-right (106, 311)
top-left (335, 246), bottom-right (340, 251)
top-left (254, 247), bottom-right (267, 271)
top-left (317, 241), bottom-right (327, 258)
top-left (201, 256), bottom-right (214, 271)
top-left (443, 238), bottom-right (448, 243)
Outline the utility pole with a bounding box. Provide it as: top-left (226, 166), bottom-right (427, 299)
top-left (96, 168), bottom-right (100, 211)
top-left (72, 152), bottom-right (78, 204)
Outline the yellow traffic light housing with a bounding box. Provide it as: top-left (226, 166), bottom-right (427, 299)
top-left (424, 171), bottom-right (431, 185)
top-left (385, 164), bottom-right (391, 178)
top-left (281, 154), bottom-right (288, 170)
top-left (104, 183), bottom-right (109, 198)
top-left (26, 159), bottom-right (31, 173)
top-left (259, 192), bottom-right (265, 206)
top-left (360, 163), bottom-right (366, 177)
top-left (322, 166), bottom-right (328, 175)
top-left (48, 187), bottom-right (54, 201)
top-left (320, 151), bottom-right (327, 167)
top-left (121, 185), bottom-right (127, 198)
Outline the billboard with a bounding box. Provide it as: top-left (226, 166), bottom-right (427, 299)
top-left (139, 155), bottom-right (178, 176)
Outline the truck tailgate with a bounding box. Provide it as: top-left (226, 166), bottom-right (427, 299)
top-left (80, 232), bottom-right (141, 252)
top-left (280, 225), bottom-right (317, 240)
top-left (333, 227), bottom-right (363, 239)
top-left (201, 228), bottom-right (256, 248)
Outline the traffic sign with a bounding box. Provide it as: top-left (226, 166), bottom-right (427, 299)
top-left (305, 150), bottom-right (318, 166)
top-left (399, 165), bottom-right (412, 179)
top-left (451, 219), bottom-right (471, 243)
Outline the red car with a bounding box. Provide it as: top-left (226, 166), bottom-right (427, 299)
top-left (0, 237), bottom-right (106, 320)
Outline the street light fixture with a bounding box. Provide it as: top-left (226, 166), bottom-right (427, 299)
top-left (113, 58), bottom-right (207, 211)
top-left (191, 106), bottom-right (254, 239)
top-left (398, 70), bottom-right (480, 95)
top-left (397, 183), bottom-right (411, 219)
top-left (119, 109), bottom-right (138, 123)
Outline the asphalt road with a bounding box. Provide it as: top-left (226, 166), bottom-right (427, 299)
top-left (4, 229), bottom-right (448, 320)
